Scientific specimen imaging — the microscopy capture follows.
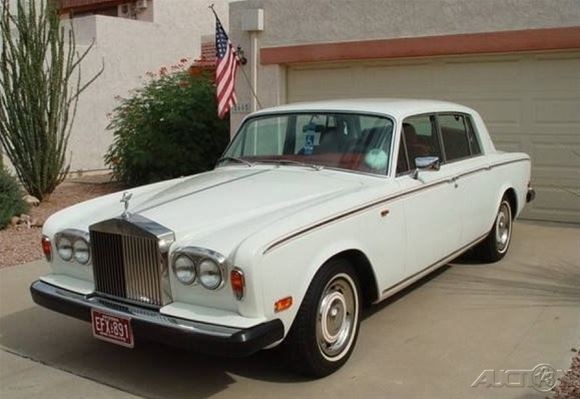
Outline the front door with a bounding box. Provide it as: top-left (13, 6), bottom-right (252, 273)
top-left (396, 114), bottom-right (462, 276)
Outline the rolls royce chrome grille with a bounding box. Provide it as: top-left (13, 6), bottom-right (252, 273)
top-left (90, 215), bottom-right (175, 307)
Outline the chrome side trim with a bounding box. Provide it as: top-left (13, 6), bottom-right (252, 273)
top-left (489, 157), bottom-right (531, 169)
top-left (263, 157), bottom-right (530, 255)
top-left (374, 233), bottom-right (487, 304)
top-left (263, 177), bottom-right (451, 255)
top-left (455, 166), bottom-right (489, 180)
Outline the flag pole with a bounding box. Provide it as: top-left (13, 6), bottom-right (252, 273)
top-left (238, 51), bottom-right (263, 110)
top-left (209, 4), bottom-right (263, 111)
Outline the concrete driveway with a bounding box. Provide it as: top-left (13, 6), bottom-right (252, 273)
top-left (1, 221), bottom-right (579, 399)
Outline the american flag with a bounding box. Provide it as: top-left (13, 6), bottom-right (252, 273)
top-left (215, 16), bottom-right (239, 119)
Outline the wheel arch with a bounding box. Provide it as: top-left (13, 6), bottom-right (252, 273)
top-left (323, 249), bottom-right (380, 306)
top-left (503, 187), bottom-right (518, 220)
top-left (258, 241), bottom-right (380, 338)
top-left (488, 185), bottom-right (518, 230)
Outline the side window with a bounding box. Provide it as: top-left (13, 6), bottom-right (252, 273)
top-left (402, 114), bottom-right (442, 169)
top-left (466, 117), bottom-right (482, 155)
top-left (439, 114), bottom-right (471, 161)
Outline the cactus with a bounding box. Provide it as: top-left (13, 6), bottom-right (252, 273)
top-left (0, 0), bottom-right (103, 200)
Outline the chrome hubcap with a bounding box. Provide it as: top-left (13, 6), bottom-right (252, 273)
top-left (316, 274), bottom-right (357, 359)
top-left (495, 202), bottom-right (512, 253)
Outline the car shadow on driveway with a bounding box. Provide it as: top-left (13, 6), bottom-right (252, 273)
top-left (0, 306), bottom-right (308, 399)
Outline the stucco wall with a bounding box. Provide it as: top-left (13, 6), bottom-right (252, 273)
top-left (228, 0), bottom-right (580, 133)
top-left (65, 0), bottom-right (230, 172)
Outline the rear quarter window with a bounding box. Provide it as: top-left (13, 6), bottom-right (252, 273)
top-left (438, 114), bottom-right (471, 161)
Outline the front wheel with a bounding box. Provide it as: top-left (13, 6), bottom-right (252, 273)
top-left (475, 196), bottom-right (513, 262)
top-left (282, 258), bottom-right (361, 377)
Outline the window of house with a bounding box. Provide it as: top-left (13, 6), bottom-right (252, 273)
top-left (438, 114), bottom-right (472, 161)
top-left (402, 114), bottom-right (442, 169)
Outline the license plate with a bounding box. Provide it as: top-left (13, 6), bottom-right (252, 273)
top-left (91, 309), bottom-right (134, 348)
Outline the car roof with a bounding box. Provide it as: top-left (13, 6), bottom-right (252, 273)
top-left (250, 98), bottom-right (476, 120)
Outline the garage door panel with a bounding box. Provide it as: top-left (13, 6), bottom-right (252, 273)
top-left (527, 186), bottom-right (580, 223)
top-left (287, 51), bottom-right (580, 223)
top-left (533, 98), bottom-right (580, 123)
top-left (532, 54), bottom-right (580, 91)
top-left (356, 63), bottom-right (434, 93)
top-left (530, 136), bottom-right (580, 170)
top-left (287, 66), bottom-right (354, 99)
top-left (439, 58), bottom-right (523, 92)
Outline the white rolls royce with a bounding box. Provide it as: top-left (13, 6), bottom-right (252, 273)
top-left (31, 99), bottom-right (535, 377)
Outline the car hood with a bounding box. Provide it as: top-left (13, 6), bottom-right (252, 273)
top-left (45, 166), bottom-right (368, 255)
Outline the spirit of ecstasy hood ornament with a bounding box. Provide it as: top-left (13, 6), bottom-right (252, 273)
top-left (120, 191), bottom-right (133, 219)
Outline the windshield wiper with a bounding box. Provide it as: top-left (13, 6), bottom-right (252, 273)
top-left (216, 157), bottom-right (254, 167)
top-left (257, 159), bottom-right (323, 171)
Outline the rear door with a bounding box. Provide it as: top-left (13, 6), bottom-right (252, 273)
top-left (437, 113), bottom-right (496, 246)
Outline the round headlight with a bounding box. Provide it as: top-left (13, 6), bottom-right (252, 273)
top-left (56, 236), bottom-right (73, 261)
top-left (173, 255), bottom-right (196, 285)
top-left (73, 239), bottom-right (90, 264)
top-left (198, 258), bottom-right (222, 290)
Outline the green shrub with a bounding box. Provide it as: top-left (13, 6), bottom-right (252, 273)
top-left (0, 168), bottom-right (28, 229)
top-left (105, 71), bottom-right (230, 186)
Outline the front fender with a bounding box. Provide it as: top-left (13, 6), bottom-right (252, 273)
top-left (256, 236), bottom-right (373, 335)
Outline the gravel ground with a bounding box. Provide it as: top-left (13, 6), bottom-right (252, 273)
top-left (0, 180), bottom-right (120, 268)
top-left (554, 350), bottom-right (580, 399)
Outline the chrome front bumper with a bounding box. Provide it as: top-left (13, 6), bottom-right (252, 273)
top-left (30, 280), bottom-right (284, 357)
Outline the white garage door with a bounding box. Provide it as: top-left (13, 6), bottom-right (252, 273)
top-left (287, 52), bottom-right (580, 223)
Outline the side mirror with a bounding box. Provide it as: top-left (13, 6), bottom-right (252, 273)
top-left (412, 156), bottom-right (440, 179)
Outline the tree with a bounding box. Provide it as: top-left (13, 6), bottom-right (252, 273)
top-left (0, 0), bottom-right (102, 200)
top-left (105, 69), bottom-right (230, 187)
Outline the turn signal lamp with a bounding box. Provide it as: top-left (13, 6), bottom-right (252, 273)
top-left (41, 236), bottom-right (52, 262)
top-left (230, 268), bottom-right (245, 299)
top-left (274, 296), bottom-right (293, 313)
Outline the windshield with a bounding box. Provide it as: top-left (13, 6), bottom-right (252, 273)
top-left (222, 112), bottom-right (395, 175)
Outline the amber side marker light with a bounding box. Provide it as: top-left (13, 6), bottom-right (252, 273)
top-left (274, 296), bottom-right (293, 313)
top-left (41, 236), bottom-right (52, 261)
top-left (230, 269), bottom-right (245, 299)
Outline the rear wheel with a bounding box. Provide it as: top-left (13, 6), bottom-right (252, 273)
top-left (476, 196), bottom-right (513, 262)
top-left (283, 258), bottom-right (361, 377)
